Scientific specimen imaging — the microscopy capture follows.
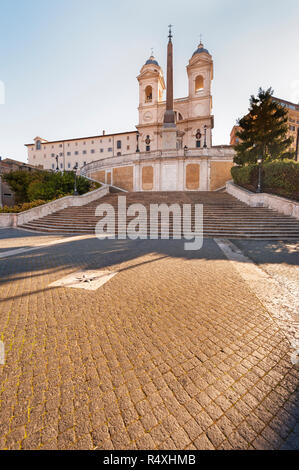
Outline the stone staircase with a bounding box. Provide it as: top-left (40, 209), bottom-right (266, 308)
top-left (18, 191), bottom-right (299, 239)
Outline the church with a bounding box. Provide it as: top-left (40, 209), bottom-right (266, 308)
top-left (26, 28), bottom-right (234, 192)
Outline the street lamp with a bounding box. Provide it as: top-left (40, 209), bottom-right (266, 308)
top-left (73, 163), bottom-right (79, 196)
top-left (203, 125), bottom-right (208, 148)
top-left (184, 145), bottom-right (188, 156)
top-left (257, 157), bottom-right (263, 193)
top-left (136, 131), bottom-right (140, 153)
top-left (55, 155), bottom-right (59, 172)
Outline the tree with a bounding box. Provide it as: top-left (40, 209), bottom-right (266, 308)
top-left (3, 170), bottom-right (41, 203)
top-left (4, 169), bottom-right (94, 203)
top-left (234, 87), bottom-right (295, 165)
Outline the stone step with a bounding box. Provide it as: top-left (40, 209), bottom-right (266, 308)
top-left (18, 191), bottom-right (299, 239)
top-left (19, 226), bottom-right (299, 239)
top-left (36, 215), bottom-right (299, 222)
top-left (20, 222), bottom-right (299, 233)
top-left (23, 220), bottom-right (299, 229)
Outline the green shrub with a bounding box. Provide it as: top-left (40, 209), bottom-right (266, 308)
top-left (0, 200), bottom-right (47, 213)
top-left (3, 171), bottom-right (41, 203)
top-left (231, 159), bottom-right (299, 201)
top-left (3, 170), bottom-right (98, 204)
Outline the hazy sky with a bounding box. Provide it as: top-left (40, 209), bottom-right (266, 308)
top-left (0, 0), bottom-right (298, 162)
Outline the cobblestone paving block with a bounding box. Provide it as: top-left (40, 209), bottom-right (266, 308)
top-left (0, 237), bottom-right (298, 449)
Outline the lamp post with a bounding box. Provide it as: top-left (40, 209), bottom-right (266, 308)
top-left (55, 155), bottom-right (59, 172)
top-left (203, 125), bottom-right (207, 148)
top-left (257, 157), bottom-right (263, 193)
top-left (136, 131), bottom-right (140, 153)
top-left (73, 163), bottom-right (79, 196)
top-left (184, 145), bottom-right (188, 157)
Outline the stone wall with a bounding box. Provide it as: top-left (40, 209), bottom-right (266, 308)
top-left (186, 163), bottom-right (200, 190)
top-left (91, 170), bottom-right (106, 184)
top-left (0, 186), bottom-right (109, 228)
top-left (210, 161), bottom-right (234, 191)
top-left (142, 166), bottom-right (154, 191)
top-left (113, 166), bottom-right (134, 192)
top-left (82, 148), bottom-right (235, 192)
top-left (226, 181), bottom-right (299, 219)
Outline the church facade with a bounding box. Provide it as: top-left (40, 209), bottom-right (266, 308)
top-left (26, 31), bottom-right (234, 192)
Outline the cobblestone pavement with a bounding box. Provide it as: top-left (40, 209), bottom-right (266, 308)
top-left (0, 233), bottom-right (298, 450)
top-left (0, 228), bottom-right (68, 253)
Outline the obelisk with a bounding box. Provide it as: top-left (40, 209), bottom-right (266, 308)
top-left (162, 25), bottom-right (177, 150)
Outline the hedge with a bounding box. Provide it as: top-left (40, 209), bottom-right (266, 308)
top-left (3, 170), bottom-right (100, 204)
top-left (0, 200), bottom-right (48, 213)
top-left (231, 159), bottom-right (299, 201)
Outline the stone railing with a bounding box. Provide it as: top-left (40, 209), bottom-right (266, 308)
top-left (0, 185), bottom-right (109, 228)
top-left (226, 181), bottom-right (299, 219)
top-left (80, 147), bottom-right (235, 177)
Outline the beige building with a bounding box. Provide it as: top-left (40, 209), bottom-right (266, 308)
top-left (26, 131), bottom-right (137, 172)
top-left (26, 35), bottom-right (234, 192)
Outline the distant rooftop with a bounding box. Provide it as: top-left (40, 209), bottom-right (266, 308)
top-left (272, 96), bottom-right (299, 111)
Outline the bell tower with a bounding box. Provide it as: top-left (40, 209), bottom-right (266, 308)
top-left (137, 54), bottom-right (165, 128)
top-left (186, 41), bottom-right (214, 147)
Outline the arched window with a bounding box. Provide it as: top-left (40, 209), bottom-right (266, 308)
top-left (36, 140), bottom-right (41, 150)
top-left (174, 111), bottom-right (183, 122)
top-left (195, 75), bottom-right (204, 93)
top-left (145, 85), bottom-right (152, 102)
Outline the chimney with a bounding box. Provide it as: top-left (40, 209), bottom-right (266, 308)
top-left (102, 130), bottom-right (106, 136)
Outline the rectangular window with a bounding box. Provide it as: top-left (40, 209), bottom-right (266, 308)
top-left (117, 140), bottom-right (121, 149)
top-left (127, 145), bottom-right (130, 150)
top-left (83, 150), bottom-right (87, 154)
top-left (52, 163), bottom-right (55, 169)
top-left (67, 152), bottom-right (71, 156)
top-left (68, 163), bottom-right (71, 169)
top-left (108, 148), bottom-right (112, 152)
top-left (91, 149), bottom-right (95, 154)
top-left (60, 163), bottom-right (63, 169)
top-left (75, 151), bottom-right (79, 155)
top-left (196, 140), bottom-right (201, 148)
top-left (100, 149), bottom-right (103, 153)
